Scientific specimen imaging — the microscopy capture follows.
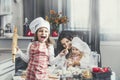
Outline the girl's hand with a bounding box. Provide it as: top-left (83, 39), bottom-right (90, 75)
top-left (73, 61), bottom-right (80, 66)
top-left (16, 46), bottom-right (19, 52)
top-left (66, 59), bottom-right (74, 67)
top-left (11, 45), bottom-right (19, 54)
top-left (59, 49), bottom-right (68, 57)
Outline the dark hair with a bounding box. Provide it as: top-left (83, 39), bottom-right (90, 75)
top-left (55, 30), bottom-right (77, 57)
top-left (56, 30), bottom-right (90, 58)
top-left (33, 29), bottom-right (55, 47)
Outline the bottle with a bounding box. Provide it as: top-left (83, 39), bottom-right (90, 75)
top-left (23, 18), bottom-right (29, 36)
top-left (5, 23), bottom-right (11, 33)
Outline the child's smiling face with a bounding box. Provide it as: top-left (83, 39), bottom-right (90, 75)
top-left (37, 27), bottom-right (50, 43)
top-left (71, 46), bottom-right (81, 54)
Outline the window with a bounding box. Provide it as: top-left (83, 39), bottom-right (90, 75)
top-left (67, 0), bottom-right (120, 41)
top-left (67, 0), bottom-right (90, 30)
top-left (99, 0), bottom-right (120, 41)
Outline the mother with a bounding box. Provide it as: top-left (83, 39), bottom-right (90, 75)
top-left (55, 31), bottom-right (92, 68)
top-left (55, 31), bottom-right (77, 58)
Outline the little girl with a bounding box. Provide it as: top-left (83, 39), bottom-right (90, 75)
top-left (66, 37), bottom-right (91, 69)
top-left (17, 17), bottom-right (66, 80)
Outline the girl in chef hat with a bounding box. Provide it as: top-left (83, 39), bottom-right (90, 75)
top-left (17, 17), bottom-right (66, 80)
top-left (66, 37), bottom-right (91, 69)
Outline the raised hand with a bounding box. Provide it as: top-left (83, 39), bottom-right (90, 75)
top-left (59, 48), bottom-right (68, 57)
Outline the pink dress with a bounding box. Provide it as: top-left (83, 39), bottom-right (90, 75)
top-left (26, 41), bottom-right (49, 80)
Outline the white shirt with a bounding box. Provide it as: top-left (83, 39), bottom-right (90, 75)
top-left (17, 42), bottom-right (63, 65)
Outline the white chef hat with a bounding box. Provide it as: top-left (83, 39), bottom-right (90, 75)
top-left (29, 17), bottom-right (50, 33)
top-left (72, 37), bottom-right (91, 54)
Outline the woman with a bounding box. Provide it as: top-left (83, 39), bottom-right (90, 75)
top-left (55, 31), bottom-right (91, 69)
top-left (55, 31), bottom-right (76, 58)
top-left (54, 31), bottom-right (78, 68)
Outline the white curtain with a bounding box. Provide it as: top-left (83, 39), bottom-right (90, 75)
top-left (62, 0), bottom-right (101, 66)
top-left (99, 0), bottom-right (120, 41)
top-left (67, 0), bottom-right (90, 30)
top-left (44, 0), bottom-right (59, 15)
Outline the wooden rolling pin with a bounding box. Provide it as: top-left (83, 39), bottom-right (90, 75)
top-left (12, 26), bottom-right (18, 63)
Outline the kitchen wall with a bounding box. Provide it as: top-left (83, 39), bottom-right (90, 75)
top-left (11, 0), bottom-right (23, 36)
top-left (0, 0), bottom-right (23, 36)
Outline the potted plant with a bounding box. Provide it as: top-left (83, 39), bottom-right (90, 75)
top-left (45, 10), bottom-right (68, 37)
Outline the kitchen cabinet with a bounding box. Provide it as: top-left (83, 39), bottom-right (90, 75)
top-left (0, 58), bottom-right (14, 80)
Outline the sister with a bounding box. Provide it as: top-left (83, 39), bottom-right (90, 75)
top-left (17, 17), bottom-right (65, 80)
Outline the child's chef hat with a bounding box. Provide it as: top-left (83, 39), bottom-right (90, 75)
top-left (72, 37), bottom-right (91, 54)
top-left (29, 17), bottom-right (50, 33)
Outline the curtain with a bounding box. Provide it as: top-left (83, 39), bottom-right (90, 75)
top-left (63, 0), bottom-right (101, 66)
top-left (100, 0), bottom-right (120, 41)
top-left (23, 0), bottom-right (45, 23)
top-left (90, 0), bottom-right (101, 66)
top-left (44, 0), bottom-right (59, 15)
top-left (23, 0), bottom-right (35, 23)
top-left (66, 0), bottom-right (90, 30)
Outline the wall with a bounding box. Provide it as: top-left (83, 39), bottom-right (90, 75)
top-left (0, 0), bottom-right (23, 36)
top-left (100, 41), bottom-right (120, 79)
top-left (11, 0), bottom-right (23, 36)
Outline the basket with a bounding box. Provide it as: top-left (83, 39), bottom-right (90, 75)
top-left (92, 71), bottom-right (112, 80)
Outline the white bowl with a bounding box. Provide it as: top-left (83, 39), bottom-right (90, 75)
top-left (4, 33), bottom-right (13, 38)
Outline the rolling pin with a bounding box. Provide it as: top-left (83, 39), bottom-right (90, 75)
top-left (12, 26), bottom-right (18, 63)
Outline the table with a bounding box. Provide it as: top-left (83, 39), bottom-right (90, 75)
top-left (12, 68), bottom-right (115, 80)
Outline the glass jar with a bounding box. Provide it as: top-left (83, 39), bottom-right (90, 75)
top-left (0, 28), bottom-right (4, 36)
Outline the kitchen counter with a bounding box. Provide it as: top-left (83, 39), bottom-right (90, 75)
top-left (0, 36), bottom-right (58, 51)
top-left (12, 67), bottom-right (115, 80)
top-left (0, 36), bottom-right (58, 39)
top-left (0, 36), bottom-right (34, 39)
top-left (0, 36), bottom-right (33, 51)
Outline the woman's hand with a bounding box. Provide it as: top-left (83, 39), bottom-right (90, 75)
top-left (59, 49), bottom-right (68, 57)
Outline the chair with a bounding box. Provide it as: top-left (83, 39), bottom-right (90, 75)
top-left (15, 57), bottom-right (28, 73)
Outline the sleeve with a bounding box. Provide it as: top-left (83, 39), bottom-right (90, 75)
top-left (48, 44), bottom-right (66, 66)
top-left (83, 42), bottom-right (91, 54)
top-left (80, 54), bottom-right (90, 69)
top-left (89, 51), bottom-right (100, 67)
top-left (17, 43), bottom-right (32, 63)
